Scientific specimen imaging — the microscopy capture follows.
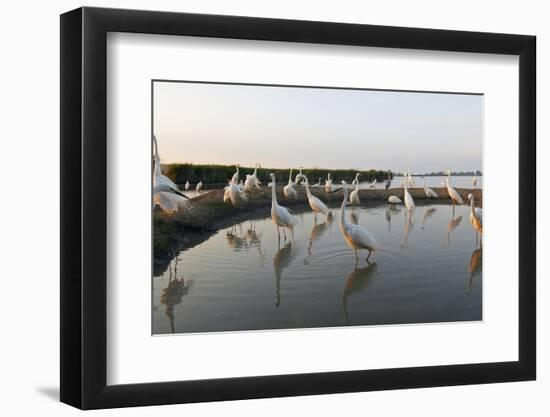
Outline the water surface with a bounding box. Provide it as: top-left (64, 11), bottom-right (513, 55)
top-left (153, 200), bottom-right (482, 334)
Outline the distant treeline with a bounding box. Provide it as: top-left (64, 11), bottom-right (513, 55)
top-left (409, 170), bottom-right (483, 177)
top-left (162, 163), bottom-right (392, 185)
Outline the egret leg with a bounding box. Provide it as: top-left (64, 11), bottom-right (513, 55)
top-left (366, 250), bottom-right (372, 263)
top-left (354, 249), bottom-right (358, 260)
top-left (283, 227), bottom-right (287, 241)
top-left (277, 226), bottom-right (281, 242)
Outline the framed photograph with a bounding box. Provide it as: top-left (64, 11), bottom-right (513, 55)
top-left (60, 6), bottom-right (536, 409)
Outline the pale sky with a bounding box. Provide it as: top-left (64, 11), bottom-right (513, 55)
top-left (153, 81), bottom-right (483, 173)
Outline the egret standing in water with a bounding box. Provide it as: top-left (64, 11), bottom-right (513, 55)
top-left (184, 180), bottom-right (190, 191)
top-left (352, 173), bottom-right (361, 186)
top-left (284, 168), bottom-right (297, 200)
top-left (298, 174), bottom-right (331, 218)
top-left (270, 173), bottom-right (296, 241)
top-left (196, 181), bottom-right (203, 193)
top-left (340, 183), bottom-right (378, 263)
top-left (445, 170), bottom-right (464, 206)
top-left (472, 175), bottom-right (478, 189)
top-left (369, 178), bottom-right (377, 189)
top-left (403, 184), bottom-right (415, 211)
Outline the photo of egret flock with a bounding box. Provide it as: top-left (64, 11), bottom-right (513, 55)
top-left (152, 81), bottom-right (483, 335)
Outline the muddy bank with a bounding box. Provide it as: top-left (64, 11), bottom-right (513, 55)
top-left (154, 186), bottom-right (482, 274)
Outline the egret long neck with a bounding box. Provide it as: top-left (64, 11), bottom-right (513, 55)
top-left (303, 177), bottom-right (312, 197)
top-left (288, 169), bottom-right (293, 185)
top-left (153, 136), bottom-right (161, 178)
top-left (340, 192), bottom-right (347, 227)
top-left (271, 178), bottom-right (278, 207)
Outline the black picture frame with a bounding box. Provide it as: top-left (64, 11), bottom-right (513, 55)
top-left (60, 6), bottom-right (536, 410)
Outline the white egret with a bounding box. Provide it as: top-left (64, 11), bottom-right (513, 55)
top-left (340, 184), bottom-right (378, 262)
top-left (152, 136), bottom-right (187, 195)
top-left (184, 181), bottom-right (190, 191)
top-left (269, 173), bottom-right (296, 240)
top-left (468, 193), bottom-right (483, 239)
top-left (152, 135), bottom-right (189, 213)
top-left (223, 181), bottom-right (248, 206)
top-left (384, 171), bottom-right (392, 191)
top-left (472, 175), bottom-right (478, 188)
top-left (388, 195), bottom-right (402, 207)
top-left (299, 174), bottom-right (331, 217)
top-left (369, 178), bottom-right (377, 189)
top-left (295, 167), bottom-right (304, 185)
top-left (223, 182), bottom-right (231, 203)
top-left (243, 163), bottom-right (262, 191)
top-left (284, 168), bottom-right (297, 200)
top-left (153, 192), bottom-right (182, 214)
top-left (313, 177), bottom-right (322, 187)
top-left (406, 171), bottom-right (416, 187)
top-left (325, 173), bottom-right (334, 193)
top-left (196, 181), bottom-right (203, 193)
top-left (230, 164), bottom-right (240, 184)
top-left (445, 170), bottom-right (464, 205)
top-left (422, 176), bottom-right (438, 200)
top-left (350, 181), bottom-right (361, 205)
top-left (352, 173), bottom-right (361, 186)
top-left (403, 184), bottom-right (415, 211)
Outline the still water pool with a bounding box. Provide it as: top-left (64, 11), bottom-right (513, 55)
top-left (153, 203), bottom-right (482, 334)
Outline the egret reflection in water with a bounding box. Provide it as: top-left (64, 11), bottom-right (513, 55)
top-left (384, 206), bottom-right (402, 232)
top-left (350, 210), bottom-right (360, 225)
top-left (467, 247), bottom-right (482, 295)
top-left (153, 202), bottom-right (482, 334)
top-left (421, 207), bottom-right (437, 230)
top-left (158, 258), bottom-right (195, 333)
top-left (401, 210), bottom-right (415, 251)
top-left (342, 262), bottom-right (378, 325)
top-left (305, 218), bottom-right (330, 264)
top-left (444, 206), bottom-right (463, 247)
top-left (273, 240), bottom-right (294, 307)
